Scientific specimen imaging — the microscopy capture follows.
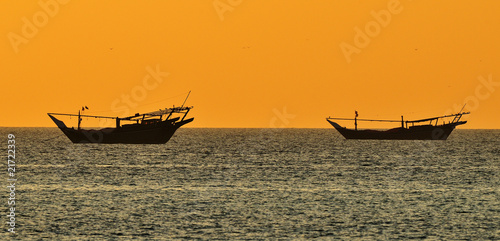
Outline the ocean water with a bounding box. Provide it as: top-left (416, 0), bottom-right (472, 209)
top-left (1, 128), bottom-right (499, 240)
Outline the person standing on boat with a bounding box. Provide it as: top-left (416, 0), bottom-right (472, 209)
top-left (355, 111), bottom-right (358, 131)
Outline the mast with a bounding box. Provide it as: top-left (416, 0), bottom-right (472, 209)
top-left (180, 91), bottom-right (191, 121)
top-left (181, 91), bottom-right (191, 108)
top-left (452, 104), bottom-right (467, 123)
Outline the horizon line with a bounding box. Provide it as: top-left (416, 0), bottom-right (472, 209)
top-left (1, 126), bottom-right (498, 130)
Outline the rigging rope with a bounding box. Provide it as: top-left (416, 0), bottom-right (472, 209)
top-left (71, 91), bottom-right (191, 114)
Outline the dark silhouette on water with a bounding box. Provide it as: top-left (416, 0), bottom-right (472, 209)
top-left (48, 106), bottom-right (193, 144)
top-left (327, 110), bottom-right (469, 140)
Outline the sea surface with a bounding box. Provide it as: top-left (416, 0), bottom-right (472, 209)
top-left (1, 128), bottom-right (499, 240)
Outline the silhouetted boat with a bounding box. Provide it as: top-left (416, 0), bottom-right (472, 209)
top-left (326, 110), bottom-right (469, 140)
top-left (48, 106), bottom-right (194, 144)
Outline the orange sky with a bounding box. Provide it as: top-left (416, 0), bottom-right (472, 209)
top-left (1, 0), bottom-right (499, 128)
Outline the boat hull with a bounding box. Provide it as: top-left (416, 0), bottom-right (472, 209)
top-left (54, 118), bottom-right (193, 144)
top-left (327, 119), bottom-right (465, 140)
